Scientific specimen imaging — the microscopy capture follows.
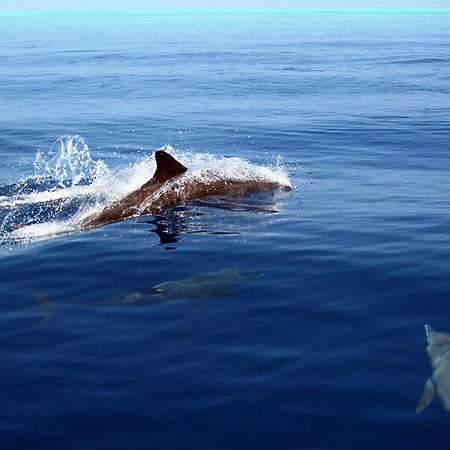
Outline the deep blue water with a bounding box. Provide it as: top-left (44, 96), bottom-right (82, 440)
top-left (1, 9), bottom-right (450, 450)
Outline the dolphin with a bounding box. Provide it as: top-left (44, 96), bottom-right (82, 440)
top-left (80, 149), bottom-right (290, 230)
top-left (151, 267), bottom-right (263, 299)
top-left (416, 324), bottom-right (450, 413)
top-left (36, 267), bottom-right (264, 321)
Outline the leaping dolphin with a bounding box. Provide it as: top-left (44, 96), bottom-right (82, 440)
top-left (416, 324), bottom-right (450, 413)
top-left (80, 149), bottom-right (290, 230)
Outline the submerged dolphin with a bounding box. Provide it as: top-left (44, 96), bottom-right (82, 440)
top-left (151, 267), bottom-right (263, 299)
top-left (100, 268), bottom-right (261, 308)
top-left (80, 149), bottom-right (290, 230)
top-left (416, 324), bottom-right (450, 413)
top-left (36, 268), bottom-right (263, 320)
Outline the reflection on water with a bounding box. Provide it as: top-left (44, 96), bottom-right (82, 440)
top-left (144, 194), bottom-right (284, 248)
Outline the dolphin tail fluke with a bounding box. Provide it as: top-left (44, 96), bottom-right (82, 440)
top-left (152, 150), bottom-right (188, 183)
top-left (415, 378), bottom-right (436, 413)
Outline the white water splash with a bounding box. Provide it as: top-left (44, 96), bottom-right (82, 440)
top-left (0, 135), bottom-right (108, 210)
top-left (35, 135), bottom-right (107, 187)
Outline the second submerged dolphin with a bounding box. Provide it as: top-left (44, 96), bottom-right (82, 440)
top-left (80, 149), bottom-right (290, 230)
top-left (416, 324), bottom-right (450, 413)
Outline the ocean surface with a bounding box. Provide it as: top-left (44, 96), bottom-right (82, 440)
top-left (1, 8), bottom-right (450, 450)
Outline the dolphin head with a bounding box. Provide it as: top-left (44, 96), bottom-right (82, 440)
top-left (425, 324), bottom-right (450, 365)
top-left (425, 324), bottom-right (450, 344)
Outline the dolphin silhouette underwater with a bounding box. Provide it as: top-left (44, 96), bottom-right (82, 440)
top-left (36, 268), bottom-right (264, 321)
top-left (150, 267), bottom-right (263, 300)
top-left (416, 325), bottom-right (450, 413)
top-left (80, 149), bottom-right (291, 230)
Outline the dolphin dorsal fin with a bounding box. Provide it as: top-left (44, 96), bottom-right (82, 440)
top-left (153, 150), bottom-right (188, 183)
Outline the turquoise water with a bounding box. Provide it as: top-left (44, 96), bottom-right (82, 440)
top-left (1, 9), bottom-right (450, 449)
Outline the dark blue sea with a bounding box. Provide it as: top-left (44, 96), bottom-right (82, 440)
top-left (1, 9), bottom-right (450, 450)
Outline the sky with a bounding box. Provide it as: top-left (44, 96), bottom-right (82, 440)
top-left (1, 0), bottom-right (450, 10)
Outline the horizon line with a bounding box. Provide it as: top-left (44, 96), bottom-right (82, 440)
top-left (1, 7), bottom-right (450, 15)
